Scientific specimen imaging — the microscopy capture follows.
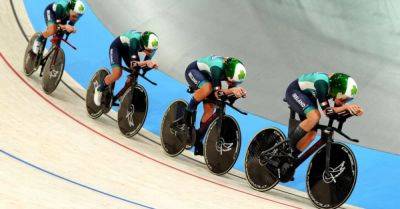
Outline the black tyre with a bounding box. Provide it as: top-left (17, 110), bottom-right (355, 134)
top-left (307, 142), bottom-right (357, 209)
top-left (42, 47), bottom-right (65, 94)
top-left (86, 68), bottom-right (113, 119)
top-left (245, 128), bottom-right (285, 191)
top-left (204, 115), bottom-right (241, 175)
top-left (23, 32), bottom-right (41, 76)
top-left (118, 84), bottom-right (148, 137)
top-left (160, 100), bottom-right (188, 157)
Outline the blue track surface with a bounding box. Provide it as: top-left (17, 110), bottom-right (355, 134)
top-left (22, 1), bottom-right (400, 208)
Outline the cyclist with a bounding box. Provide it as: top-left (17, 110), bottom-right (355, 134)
top-left (32, 0), bottom-right (85, 54)
top-left (285, 72), bottom-right (364, 157)
top-left (93, 30), bottom-right (159, 106)
top-left (173, 55), bottom-right (247, 156)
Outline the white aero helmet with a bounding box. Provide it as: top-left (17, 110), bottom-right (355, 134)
top-left (329, 73), bottom-right (358, 100)
top-left (72, 0), bottom-right (85, 16)
top-left (141, 31), bottom-right (159, 50)
top-left (225, 57), bottom-right (247, 83)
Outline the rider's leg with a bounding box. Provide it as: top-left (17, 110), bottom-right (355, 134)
top-left (183, 82), bottom-right (212, 125)
top-left (194, 102), bottom-right (216, 155)
top-left (295, 109), bottom-right (320, 151)
top-left (182, 61), bottom-right (212, 127)
top-left (285, 79), bottom-right (319, 157)
top-left (103, 66), bottom-right (123, 87)
top-left (296, 130), bottom-right (317, 151)
top-left (34, 5), bottom-right (57, 54)
top-left (289, 108), bottom-right (320, 156)
top-left (41, 24), bottom-right (57, 39)
top-left (33, 25), bottom-right (55, 54)
top-left (93, 66), bottom-right (121, 106)
top-left (93, 39), bottom-right (123, 106)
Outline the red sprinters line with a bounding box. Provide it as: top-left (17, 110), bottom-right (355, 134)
top-left (0, 52), bottom-right (301, 209)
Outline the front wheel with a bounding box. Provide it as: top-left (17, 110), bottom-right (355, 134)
top-left (306, 142), bottom-right (357, 209)
top-left (23, 32), bottom-right (41, 76)
top-left (160, 100), bottom-right (188, 157)
top-left (204, 115), bottom-right (241, 175)
top-left (245, 128), bottom-right (285, 191)
top-left (118, 84), bottom-right (148, 137)
top-left (42, 47), bottom-right (65, 94)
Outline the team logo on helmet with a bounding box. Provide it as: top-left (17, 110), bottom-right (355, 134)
top-left (238, 69), bottom-right (246, 80)
top-left (72, 0), bottom-right (85, 15)
top-left (78, 4), bottom-right (85, 13)
top-left (151, 37), bottom-right (158, 48)
top-left (351, 85), bottom-right (357, 96)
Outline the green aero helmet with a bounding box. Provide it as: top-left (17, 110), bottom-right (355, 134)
top-left (224, 57), bottom-right (247, 83)
top-left (329, 73), bottom-right (358, 100)
top-left (70, 0), bottom-right (85, 16)
top-left (140, 31), bottom-right (159, 50)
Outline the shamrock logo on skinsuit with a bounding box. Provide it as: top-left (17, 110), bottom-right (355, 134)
top-left (151, 39), bottom-right (158, 48)
top-left (238, 70), bottom-right (246, 80)
top-left (351, 85), bottom-right (358, 96)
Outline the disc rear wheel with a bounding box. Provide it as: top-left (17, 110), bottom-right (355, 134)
top-left (160, 100), bottom-right (188, 157)
top-left (23, 32), bottom-right (41, 76)
top-left (245, 128), bottom-right (285, 191)
top-left (86, 68), bottom-right (113, 119)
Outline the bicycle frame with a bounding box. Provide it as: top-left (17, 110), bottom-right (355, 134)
top-left (205, 95), bottom-right (247, 121)
top-left (200, 95), bottom-right (247, 137)
top-left (111, 66), bottom-right (157, 105)
top-left (38, 30), bottom-right (76, 76)
top-left (288, 109), bottom-right (359, 171)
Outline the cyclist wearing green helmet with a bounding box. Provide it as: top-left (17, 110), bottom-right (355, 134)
top-left (33, 0), bottom-right (85, 54)
top-left (94, 30), bottom-right (159, 106)
top-left (172, 55), bottom-right (247, 155)
top-left (285, 72), bottom-right (364, 157)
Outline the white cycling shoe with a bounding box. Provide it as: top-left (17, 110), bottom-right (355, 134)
top-left (32, 38), bottom-right (43, 55)
top-left (93, 86), bottom-right (103, 106)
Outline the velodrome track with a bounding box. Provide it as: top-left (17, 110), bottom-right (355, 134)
top-left (0, 1), bottom-right (356, 208)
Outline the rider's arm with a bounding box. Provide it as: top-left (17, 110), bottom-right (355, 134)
top-left (222, 83), bottom-right (237, 95)
top-left (228, 83), bottom-right (237, 88)
top-left (332, 105), bottom-right (348, 113)
top-left (315, 80), bottom-right (330, 111)
top-left (210, 66), bottom-right (222, 91)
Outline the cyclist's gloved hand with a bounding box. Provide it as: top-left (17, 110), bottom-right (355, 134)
top-left (63, 25), bottom-right (76, 33)
top-left (345, 104), bottom-right (363, 116)
top-left (145, 60), bottom-right (158, 69)
top-left (230, 87), bottom-right (246, 98)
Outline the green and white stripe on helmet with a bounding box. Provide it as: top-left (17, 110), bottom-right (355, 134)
top-left (71, 0), bottom-right (85, 15)
top-left (329, 73), bottom-right (358, 99)
top-left (225, 57), bottom-right (247, 83)
top-left (141, 31), bottom-right (159, 50)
